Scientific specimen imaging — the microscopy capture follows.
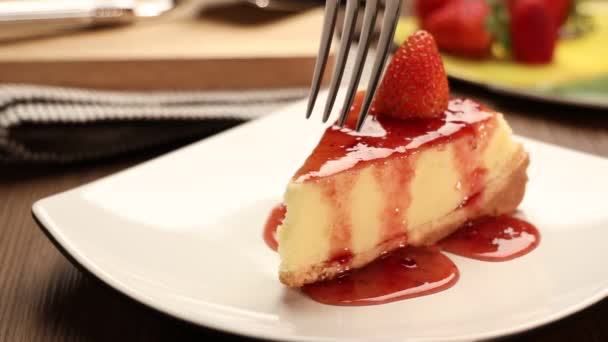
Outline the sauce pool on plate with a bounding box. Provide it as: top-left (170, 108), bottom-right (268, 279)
top-left (439, 215), bottom-right (540, 262)
top-left (263, 206), bottom-right (540, 306)
top-left (263, 204), bottom-right (285, 251)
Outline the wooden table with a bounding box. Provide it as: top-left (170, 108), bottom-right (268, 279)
top-left (1, 81), bottom-right (607, 341)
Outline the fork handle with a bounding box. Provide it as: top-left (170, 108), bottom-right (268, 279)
top-left (0, 0), bottom-right (136, 42)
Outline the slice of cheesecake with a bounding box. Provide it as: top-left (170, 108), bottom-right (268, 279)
top-left (277, 94), bottom-right (528, 287)
top-left (277, 30), bottom-right (528, 288)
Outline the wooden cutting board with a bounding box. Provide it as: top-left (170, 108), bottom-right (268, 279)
top-left (0, 3), bottom-right (333, 90)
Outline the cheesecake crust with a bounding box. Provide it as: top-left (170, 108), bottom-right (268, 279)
top-left (279, 145), bottom-right (529, 287)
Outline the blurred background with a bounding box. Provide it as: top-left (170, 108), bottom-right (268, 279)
top-left (0, 0), bottom-right (605, 162)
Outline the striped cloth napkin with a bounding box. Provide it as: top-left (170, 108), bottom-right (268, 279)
top-left (0, 85), bottom-right (307, 163)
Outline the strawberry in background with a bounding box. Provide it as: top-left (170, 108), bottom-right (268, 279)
top-left (509, 0), bottom-right (559, 64)
top-left (415, 0), bottom-right (453, 21)
top-left (413, 0), bottom-right (566, 64)
top-left (545, 0), bottom-right (572, 27)
top-left (423, 0), bottom-right (493, 58)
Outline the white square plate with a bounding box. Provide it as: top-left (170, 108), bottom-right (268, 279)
top-left (33, 98), bottom-right (608, 341)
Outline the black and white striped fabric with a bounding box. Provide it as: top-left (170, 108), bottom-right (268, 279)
top-left (0, 85), bottom-right (307, 163)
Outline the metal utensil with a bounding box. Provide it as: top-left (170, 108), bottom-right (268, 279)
top-left (306, 0), bottom-right (401, 131)
top-left (0, 0), bottom-right (175, 42)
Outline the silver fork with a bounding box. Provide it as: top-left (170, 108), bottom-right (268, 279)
top-left (305, 0), bottom-right (402, 131)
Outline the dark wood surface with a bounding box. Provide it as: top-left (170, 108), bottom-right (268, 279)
top-left (1, 82), bottom-right (607, 342)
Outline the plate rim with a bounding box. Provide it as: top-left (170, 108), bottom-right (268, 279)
top-left (448, 74), bottom-right (608, 110)
top-left (31, 109), bottom-right (608, 341)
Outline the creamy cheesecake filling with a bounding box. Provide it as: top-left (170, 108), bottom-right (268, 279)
top-left (278, 97), bottom-right (521, 282)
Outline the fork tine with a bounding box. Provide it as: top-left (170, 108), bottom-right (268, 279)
top-left (321, 0), bottom-right (359, 123)
top-left (354, 0), bottom-right (401, 131)
top-left (306, 0), bottom-right (340, 119)
top-left (337, 0), bottom-right (378, 127)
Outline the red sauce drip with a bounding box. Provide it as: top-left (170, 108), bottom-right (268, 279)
top-left (328, 249), bottom-right (353, 265)
top-left (459, 190), bottom-right (483, 209)
top-left (374, 157), bottom-right (416, 242)
top-left (440, 216), bottom-right (540, 261)
top-left (263, 204), bottom-right (285, 251)
top-left (451, 115), bottom-right (496, 212)
top-left (323, 174), bottom-right (356, 261)
top-left (302, 247), bottom-right (459, 306)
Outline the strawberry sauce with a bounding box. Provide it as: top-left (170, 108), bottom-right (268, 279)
top-left (263, 204), bottom-right (285, 251)
top-left (300, 217), bottom-right (538, 307)
top-left (302, 247), bottom-right (458, 306)
top-left (374, 157), bottom-right (416, 242)
top-left (293, 94), bottom-right (493, 183)
top-left (323, 173), bottom-right (356, 261)
top-left (439, 215), bottom-right (540, 262)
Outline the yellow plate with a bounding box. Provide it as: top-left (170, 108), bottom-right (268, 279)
top-left (394, 2), bottom-right (608, 108)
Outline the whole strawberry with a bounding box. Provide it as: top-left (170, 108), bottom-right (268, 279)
top-left (510, 0), bottom-right (558, 64)
top-left (423, 0), bottom-right (493, 58)
top-left (374, 31), bottom-right (449, 120)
